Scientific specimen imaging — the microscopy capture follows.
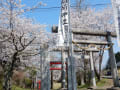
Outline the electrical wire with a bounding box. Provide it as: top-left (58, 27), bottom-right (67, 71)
top-left (31, 3), bottom-right (111, 10)
top-left (35, 6), bottom-right (60, 10)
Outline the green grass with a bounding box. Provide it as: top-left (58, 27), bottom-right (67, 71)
top-left (0, 73), bottom-right (3, 90)
top-left (12, 85), bottom-right (30, 90)
top-left (96, 79), bottom-right (106, 87)
top-left (77, 78), bottom-right (113, 89)
top-left (53, 82), bottom-right (61, 90)
top-left (78, 84), bottom-right (90, 89)
top-left (0, 85), bottom-right (31, 90)
top-left (0, 83), bottom-right (2, 90)
top-left (96, 78), bottom-right (113, 89)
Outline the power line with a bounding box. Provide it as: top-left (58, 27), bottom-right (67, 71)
top-left (33, 3), bottom-right (111, 10)
top-left (35, 6), bottom-right (60, 10)
top-left (88, 3), bottom-right (111, 7)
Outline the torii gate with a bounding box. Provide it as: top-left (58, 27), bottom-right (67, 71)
top-left (40, 0), bottom-right (120, 90)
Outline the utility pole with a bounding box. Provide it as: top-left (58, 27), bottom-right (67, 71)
top-left (61, 0), bottom-right (77, 90)
top-left (61, 0), bottom-right (69, 89)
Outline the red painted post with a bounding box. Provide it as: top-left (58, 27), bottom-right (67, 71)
top-left (37, 80), bottom-right (41, 90)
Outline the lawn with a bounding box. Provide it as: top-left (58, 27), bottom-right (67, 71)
top-left (52, 79), bottom-right (113, 90)
top-left (78, 78), bottom-right (113, 90)
top-left (12, 85), bottom-right (30, 90)
top-left (0, 83), bottom-right (2, 90)
top-left (52, 82), bottom-right (61, 90)
top-left (96, 78), bottom-right (113, 89)
top-left (0, 78), bottom-right (112, 90)
top-left (78, 84), bottom-right (90, 90)
top-left (0, 85), bottom-right (31, 90)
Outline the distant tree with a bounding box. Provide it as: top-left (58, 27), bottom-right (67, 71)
top-left (105, 51), bottom-right (120, 71)
top-left (105, 52), bottom-right (120, 71)
top-left (115, 52), bottom-right (120, 63)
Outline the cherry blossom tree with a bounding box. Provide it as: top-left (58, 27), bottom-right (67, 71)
top-left (0, 0), bottom-right (50, 90)
top-left (70, 7), bottom-right (114, 82)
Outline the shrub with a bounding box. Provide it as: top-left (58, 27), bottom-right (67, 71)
top-left (0, 70), bottom-right (3, 90)
top-left (24, 78), bottom-right (32, 88)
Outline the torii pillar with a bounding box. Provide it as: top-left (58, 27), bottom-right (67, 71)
top-left (107, 32), bottom-right (120, 87)
top-left (90, 51), bottom-right (96, 87)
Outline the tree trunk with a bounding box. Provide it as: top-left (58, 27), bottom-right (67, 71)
top-left (98, 55), bottom-right (102, 81)
top-left (3, 52), bottom-right (18, 90)
top-left (51, 71), bottom-right (53, 89)
top-left (94, 65), bottom-right (100, 80)
top-left (93, 55), bottom-right (100, 81)
top-left (98, 46), bottom-right (105, 81)
top-left (84, 60), bottom-right (86, 84)
top-left (80, 72), bottom-right (84, 85)
top-left (3, 70), bottom-right (12, 90)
